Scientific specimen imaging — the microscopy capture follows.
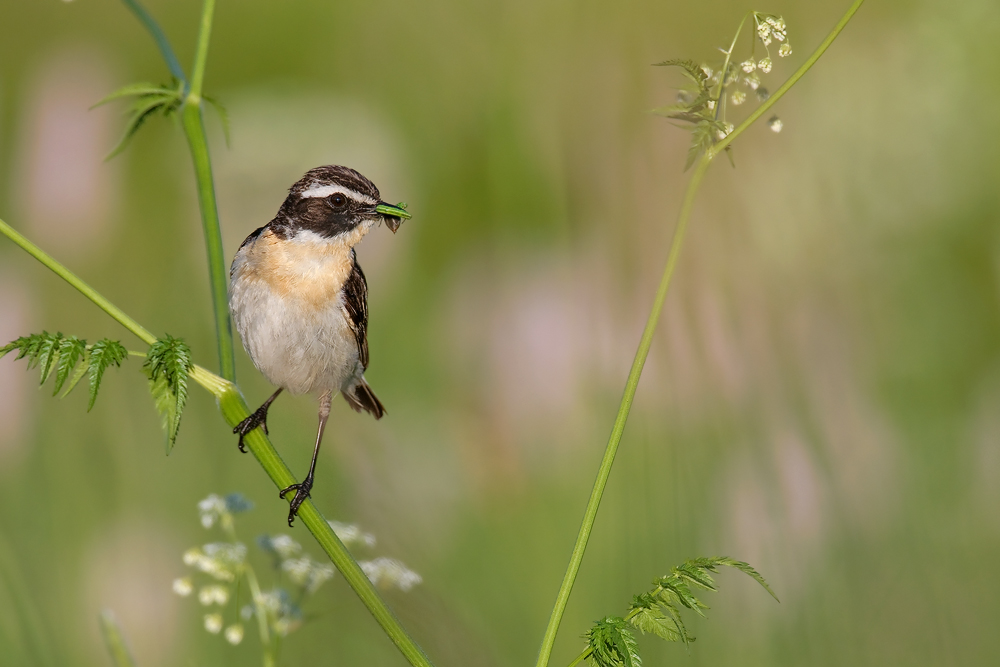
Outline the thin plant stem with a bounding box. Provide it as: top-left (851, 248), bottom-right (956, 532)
top-left (714, 11), bottom-right (752, 121)
top-left (533, 156), bottom-right (711, 667)
top-left (119, 0), bottom-right (186, 84)
top-left (535, 2), bottom-right (866, 665)
top-left (0, 218), bottom-right (156, 346)
top-left (172, 0), bottom-right (236, 382)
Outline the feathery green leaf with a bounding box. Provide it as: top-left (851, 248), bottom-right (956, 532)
top-left (87, 340), bottom-right (128, 411)
top-left (143, 335), bottom-right (192, 453)
top-left (53, 336), bottom-right (87, 395)
top-left (1, 332), bottom-right (129, 408)
top-left (586, 617), bottom-right (640, 667)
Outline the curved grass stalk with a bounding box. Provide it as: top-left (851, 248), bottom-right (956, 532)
top-left (534, 2), bottom-right (867, 665)
top-left (0, 217), bottom-right (435, 667)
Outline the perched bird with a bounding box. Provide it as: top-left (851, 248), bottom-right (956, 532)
top-left (228, 165), bottom-right (410, 525)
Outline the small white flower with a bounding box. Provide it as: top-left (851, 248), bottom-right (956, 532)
top-left (757, 22), bottom-right (770, 39)
top-left (224, 624), bottom-right (244, 645)
top-left (182, 548), bottom-right (201, 566)
top-left (204, 613), bottom-right (223, 634)
top-left (744, 73), bottom-right (761, 90)
top-left (730, 91), bottom-right (746, 106)
top-left (360, 557), bottom-right (423, 592)
top-left (700, 65), bottom-right (713, 79)
top-left (198, 494), bottom-right (227, 529)
top-left (761, 34), bottom-right (772, 46)
top-left (241, 605), bottom-right (255, 620)
top-left (768, 115), bottom-right (784, 133)
top-left (779, 43), bottom-right (792, 57)
top-left (706, 99), bottom-right (716, 111)
top-left (772, 29), bottom-right (785, 42)
top-left (199, 585), bottom-right (230, 606)
top-left (172, 577), bottom-right (193, 597)
top-left (758, 58), bottom-right (772, 74)
top-left (740, 59), bottom-right (756, 73)
top-left (271, 535), bottom-right (302, 559)
top-left (330, 521), bottom-right (376, 548)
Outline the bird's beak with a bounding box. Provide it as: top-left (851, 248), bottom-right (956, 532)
top-left (375, 201), bottom-right (411, 233)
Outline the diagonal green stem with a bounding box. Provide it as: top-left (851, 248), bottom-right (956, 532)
top-left (533, 156), bottom-right (711, 667)
top-left (119, 0), bottom-right (186, 84)
top-left (535, 2), bottom-right (866, 665)
top-left (0, 218), bottom-right (156, 346)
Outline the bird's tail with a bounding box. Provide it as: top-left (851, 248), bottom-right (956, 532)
top-left (342, 378), bottom-right (385, 419)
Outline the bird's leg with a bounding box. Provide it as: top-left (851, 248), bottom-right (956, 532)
top-left (280, 390), bottom-right (332, 526)
top-left (233, 387), bottom-right (283, 453)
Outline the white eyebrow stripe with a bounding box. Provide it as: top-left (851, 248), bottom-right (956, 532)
top-left (300, 183), bottom-right (375, 204)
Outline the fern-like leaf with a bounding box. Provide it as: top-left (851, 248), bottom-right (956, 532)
top-left (628, 594), bottom-right (687, 643)
top-left (1, 332), bottom-right (128, 408)
top-left (143, 335), bottom-right (192, 452)
top-left (87, 340), bottom-right (128, 411)
top-left (587, 617), bottom-right (641, 667)
top-left (53, 336), bottom-right (87, 395)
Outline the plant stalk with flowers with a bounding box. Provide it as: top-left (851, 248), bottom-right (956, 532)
top-left (0, 1), bottom-right (866, 666)
top-left (171, 493), bottom-right (420, 667)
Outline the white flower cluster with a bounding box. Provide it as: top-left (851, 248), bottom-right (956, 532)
top-left (282, 556), bottom-right (336, 594)
top-left (756, 14), bottom-right (787, 47)
top-left (330, 521), bottom-right (377, 548)
top-left (360, 557), bottom-right (423, 592)
top-left (198, 493), bottom-right (254, 529)
top-left (182, 542), bottom-right (247, 582)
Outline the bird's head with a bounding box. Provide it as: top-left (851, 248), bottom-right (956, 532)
top-left (279, 165), bottom-right (411, 240)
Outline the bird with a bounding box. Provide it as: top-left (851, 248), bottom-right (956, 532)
top-left (228, 165), bottom-right (410, 526)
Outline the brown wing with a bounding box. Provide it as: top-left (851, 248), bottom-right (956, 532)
top-left (342, 252), bottom-right (369, 369)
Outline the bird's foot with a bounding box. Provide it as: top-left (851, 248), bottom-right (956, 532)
top-left (233, 405), bottom-right (271, 453)
top-left (279, 475), bottom-right (313, 526)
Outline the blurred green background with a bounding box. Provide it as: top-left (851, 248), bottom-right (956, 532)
top-left (1, 0), bottom-right (999, 665)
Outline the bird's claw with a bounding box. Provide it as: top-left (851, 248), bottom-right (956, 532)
top-left (233, 405), bottom-right (271, 453)
top-left (279, 477), bottom-right (313, 526)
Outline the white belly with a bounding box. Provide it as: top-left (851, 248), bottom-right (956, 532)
top-left (228, 229), bottom-right (364, 395)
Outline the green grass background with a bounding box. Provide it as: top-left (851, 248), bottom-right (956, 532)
top-left (1, 0), bottom-right (999, 665)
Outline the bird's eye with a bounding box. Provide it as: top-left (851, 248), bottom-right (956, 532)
top-left (330, 194), bottom-right (347, 208)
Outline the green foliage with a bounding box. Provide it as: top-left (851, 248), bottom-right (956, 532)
top-left (586, 617), bottom-right (641, 667)
top-left (0, 332), bottom-right (127, 410)
top-left (93, 79), bottom-right (185, 159)
top-left (143, 335), bottom-right (192, 452)
top-left (577, 557), bottom-right (776, 667)
top-left (93, 78), bottom-right (231, 158)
